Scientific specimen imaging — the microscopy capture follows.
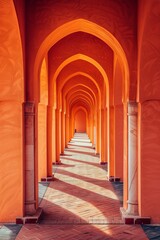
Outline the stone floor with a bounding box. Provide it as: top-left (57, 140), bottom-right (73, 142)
top-left (15, 133), bottom-right (148, 240)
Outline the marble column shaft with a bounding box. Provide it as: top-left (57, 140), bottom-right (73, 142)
top-left (126, 102), bottom-right (138, 215)
top-left (24, 102), bottom-right (36, 215)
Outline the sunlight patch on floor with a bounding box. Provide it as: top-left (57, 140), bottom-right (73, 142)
top-left (44, 187), bottom-right (113, 228)
top-left (57, 173), bottom-right (118, 200)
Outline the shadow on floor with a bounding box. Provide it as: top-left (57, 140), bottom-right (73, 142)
top-left (111, 182), bottom-right (123, 206)
top-left (16, 133), bottom-right (148, 240)
top-left (142, 225), bottom-right (160, 240)
top-left (0, 224), bottom-right (22, 240)
top-left (39, 182), bottom-right (50, 204)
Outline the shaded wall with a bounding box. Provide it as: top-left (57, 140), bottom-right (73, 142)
top-left (75, 110), bottom-right (86, 133)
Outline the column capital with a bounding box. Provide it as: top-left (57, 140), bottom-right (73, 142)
top-left (128, 102), bottom-right (138, 116)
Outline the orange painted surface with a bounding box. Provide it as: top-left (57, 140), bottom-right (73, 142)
top-left (139, 101), bottom-right (160, 222)
top-left (137, 0), bottom-right (160, 222)
top-left (51, 107), bottom-right (56, 163)
top-left (113, 57), bottom-right (123, 180)
top-left (56, 109), bottom-right (62, 162)
top-left (26, 1), bottom-right (135, 102)
top-left (24, 2), bottom-right (133, 217)
top-left (0, 102), bottom-right (24, 222)
top-left (75, 110), bottom-right (86, 133)
top-left (71, 104), bottom-right (89, 136)
top-left (38, 104), bottom-right (47, 181)
top-left (0, 1), bottom-right (24, 102)
top-left (61, 111), bottom-right (66, 154)
top-left (0, 1), bottom-right (24, 222)
top-left (38, 57), bottom-right (48, 180)
top-left (114, 105), bottom-right (123, 180)
top-left (109, 106), bottom-right (115, 176)
top-left (40, 58), bottom-right (48, 105)
top-left (1, 0), bottom-right (160, 225)
top-left (138, 0), bottom-right (160, 103)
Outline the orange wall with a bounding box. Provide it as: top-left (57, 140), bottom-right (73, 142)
top-left (38, 104), bottom-right (47, 181)
top-left (0, 102), bottom-right (24, 222)
top-left (26, 0), bottom-right (137, 101)
top-left (0, 1), bottom-right (24, 222)
top-left (138, 0), bottom-right (160, 222)
top-left (138, 0), bottom-right (160, 102)
top-left (75, 110), bottom-right (86, 133)
top-left (113, 57), bottom-right (123, 179)
top-left (140, 101), bottom-right (160, 222)
top-left (38, 57), bottom-right (48, 180)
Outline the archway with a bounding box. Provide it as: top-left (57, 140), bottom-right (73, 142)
top-left (33, 18), bottom-right (130, 216)
top-left (74, 108), bottom-right (87, 133)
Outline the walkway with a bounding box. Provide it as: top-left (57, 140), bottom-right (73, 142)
top-left (16, 133), bottom-right (148, 240)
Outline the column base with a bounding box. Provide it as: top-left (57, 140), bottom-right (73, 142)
top-left (41, 175), bottom-right (54, 182)
top-left (99, 161), bottom-right (107, 165)
top-left (108, 176), bottom-right (121, 182)
top-left (53, 160), bottom-right (62, 165)
top-left (25, 200), bottom-right (36, 216)
top-left (16, 207), bottom-right (43, 224)
top-left (120, 207), bottom-right (151, 224)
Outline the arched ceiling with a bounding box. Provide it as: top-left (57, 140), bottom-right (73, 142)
top-left (37, 17), bottom-right (130, 120)
top-left (35, 18), bottom-right (130, 105)
top-left (47, 31), bottom-right (114, 116)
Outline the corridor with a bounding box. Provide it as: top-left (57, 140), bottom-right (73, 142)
top-left (16, 134), bottom-right (147, 240)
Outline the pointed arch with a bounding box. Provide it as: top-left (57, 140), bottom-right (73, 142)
top-left (34, 19), bottom-right (129, 103)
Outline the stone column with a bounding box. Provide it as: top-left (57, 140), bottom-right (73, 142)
top-left (126, 102), bottom-right (138, 215)
top-left (24, 102), bottom-right (36, 215)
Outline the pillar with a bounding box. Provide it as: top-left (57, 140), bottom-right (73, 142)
top-left (126, 102), bottom-right (138, 215)
top-left (69, 113), bottom-right (72, 140)
top-left (52, 107), bottom-right (56, 163)
top-left (90, 114), bottom-right (94, 144)
top-left (109, 106), bottom-right (115, 176)
top-left (65, 113), bottom-right (69, 147)
top-left (38, 103), bottom-right (47, 181)
top-left (24, 102), bottom-right (37, 215)
top-left (123, 102), bottom-right (128, 209)
top-left (61, 111), bottom-right (65, 154)
top-left (100, 108), bottom-right (107, 163)
top-left (56, 108), bottom-right (61, 162)
top-left (114, 104), bottom-right (123, 180)
top-left (96, 109), bottom-right (100, 154)
top-left (47, 105), bottom-right (53, 176)
top-left (93, 115), bottom-right (96, 148)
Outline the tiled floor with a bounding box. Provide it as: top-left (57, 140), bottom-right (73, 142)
top-left (16, 133), bottom-right (148, 240)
